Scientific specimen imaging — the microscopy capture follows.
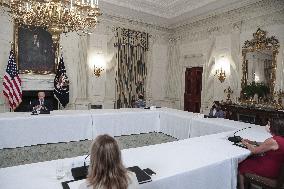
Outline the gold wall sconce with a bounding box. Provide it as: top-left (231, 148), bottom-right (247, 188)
top-left (94, 66), bottom-right (104, 77)
top-left (214, 56), bottom-right (229, 83)
top-left (215, 68), bottom-right (226, 83)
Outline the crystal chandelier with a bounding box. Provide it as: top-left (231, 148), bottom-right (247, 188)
top-left (1, 0), bottom-right (101, 45)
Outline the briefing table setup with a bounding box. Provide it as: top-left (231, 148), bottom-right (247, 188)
top-left (0, 109), bottom-right (160, 149)
top-left (0, 108), bottom-right (271, 189)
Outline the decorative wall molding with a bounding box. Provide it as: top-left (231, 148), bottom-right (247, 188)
top-left (101, 14), bottom-right (171, 35)
top-left (172, 0), bottom-right (284, 42)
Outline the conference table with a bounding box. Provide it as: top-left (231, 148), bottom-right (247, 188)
top-left (0, 109), bottom-right (160, 149)
top-left (0, 111), bottom-right (93, 149)
top-left (0, 108), bottom-right (270, 189)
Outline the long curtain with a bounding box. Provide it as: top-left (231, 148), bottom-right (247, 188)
top-left (114, 28), bottom-right (149, 108)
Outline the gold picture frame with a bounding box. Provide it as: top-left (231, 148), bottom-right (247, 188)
top-left (14, 23), bottom-right (59, 75)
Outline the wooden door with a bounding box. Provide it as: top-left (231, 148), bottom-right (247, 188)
top-left (184, 67), bottom-right (203, 113)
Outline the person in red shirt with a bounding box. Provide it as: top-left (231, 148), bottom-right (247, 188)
top-left (238, 118), bottom-right (284, 189)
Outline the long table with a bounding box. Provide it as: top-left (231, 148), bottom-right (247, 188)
top-left (92, 110), bottom-right (160, 137)
top-left (159, 110), bottom-right (196, 139)
top-left (0, 111), bottom-right (93, 149)
top-left (190, 117), bottom-right (252, 137)
top-left (2, 108), bottom-right (253, 149)
top-left (0, 109), bottom-right (161, 149)
top-left (0, 126), bottom-right (271, 189)
top-left (0, 108), bottom-right (271, 189)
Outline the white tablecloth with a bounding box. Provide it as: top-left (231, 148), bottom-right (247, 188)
top-left (159, 111), bottom-right (196, 139)
top-left (0, 108), bottom-right (272, 189)
top-left (189, 117), bottom-right (253, 138)
top-left (0, 109), bottom-right (161, 149)
top-left (0, 127), bottom-right (271, 189)
top-left (91, 111), bottom-right (160, 137)
top-left (0, 112), bottom-right (93, 149)
top-left (0, 108), bottom-right (264, 149)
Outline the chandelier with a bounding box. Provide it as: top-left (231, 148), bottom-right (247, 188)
top-left (1, 0), bottom-right (102, 45)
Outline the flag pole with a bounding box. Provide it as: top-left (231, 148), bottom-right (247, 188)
top-left (10, 41), bottom-right (14, 53)
top-left (10, 42), bottom-right (15, 113)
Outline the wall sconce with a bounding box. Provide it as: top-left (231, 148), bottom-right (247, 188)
top-left (94, 66), bottom-right (104, 77)
top-left (214, 56), bottom-right (229, 83)
top-left (215, 68), bottom-right (226, 83)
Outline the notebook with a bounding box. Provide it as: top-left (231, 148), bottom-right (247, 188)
top-left (127, 166), bottom-right (152, 184)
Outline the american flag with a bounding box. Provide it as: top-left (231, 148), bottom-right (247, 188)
top-left (3, 50), bottom-right (22, 110)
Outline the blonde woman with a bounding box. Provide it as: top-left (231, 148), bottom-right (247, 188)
top-left (79, 134), bottom-right (139, 189)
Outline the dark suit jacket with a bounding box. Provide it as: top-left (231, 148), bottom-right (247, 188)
top-left (209, 108), bottom-right (224, 118)
top-left (31, 99), bottom-right (53, 112)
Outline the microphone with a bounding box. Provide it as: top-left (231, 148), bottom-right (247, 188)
top-left (228, 126), bottom-right (251, 143)
top-left (83, 154), bottom-right (90, 167)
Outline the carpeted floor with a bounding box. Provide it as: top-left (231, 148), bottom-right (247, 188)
top-left (0, 132), bottom-right (177, 168)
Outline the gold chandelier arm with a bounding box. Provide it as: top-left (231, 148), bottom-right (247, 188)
top-left (1, 0), bottom-right (101, 44)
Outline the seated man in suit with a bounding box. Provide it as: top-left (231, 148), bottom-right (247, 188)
top-left (31, 91), bottom-right (52, 113)
top-left (209, 101), bottom-right (224, 118)
top-left (134, 94), bottom-right (146, 108)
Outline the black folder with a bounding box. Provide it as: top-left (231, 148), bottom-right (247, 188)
top-left (128, 166), bottom-right (152, 184)
top-left (71, 166), bottom-right (88, 180)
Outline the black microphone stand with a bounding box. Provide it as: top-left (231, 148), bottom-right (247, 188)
top-left (83, 154), bottom-right (90, 168)
top-left (228, 127), bottom-right (251, 143)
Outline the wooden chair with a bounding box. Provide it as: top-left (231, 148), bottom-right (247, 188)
top-left (244, 164), bottom-right (284, 189)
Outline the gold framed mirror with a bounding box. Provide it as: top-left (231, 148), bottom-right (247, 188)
top-left (241, 28), bottom-right (279, 103)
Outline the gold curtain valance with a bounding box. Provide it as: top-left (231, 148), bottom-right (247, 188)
top-left (114, 27), bottom-right (149, 50)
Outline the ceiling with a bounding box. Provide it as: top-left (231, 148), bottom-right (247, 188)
top-left (100, 0), bottom-right (262, 28)
top-left (102, 0), bottom-right (219, 19)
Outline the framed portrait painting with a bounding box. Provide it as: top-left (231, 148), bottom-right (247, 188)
top-left (15, 25), bottom-right (56, 74)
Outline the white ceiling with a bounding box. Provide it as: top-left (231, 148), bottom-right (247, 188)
top-left (102, 0), bottom-right (218, 18)
top-left (100, 0), bottom-right (262, 28)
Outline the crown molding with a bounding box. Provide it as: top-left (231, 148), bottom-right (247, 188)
top-left (169, 0), bottom-right (262, 28)
top-left (101, 13), bottom-right (171, 34)
top-left (172, 0), bottom-right (284, 41)
top-left (100, 0), bottom-right (271, 29)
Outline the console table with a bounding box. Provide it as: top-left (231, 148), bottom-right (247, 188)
top-left (222, 104), bottom-right (284, 126)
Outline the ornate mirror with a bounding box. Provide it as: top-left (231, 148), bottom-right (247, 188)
top-left (241, 28), bottom-right (279, 102)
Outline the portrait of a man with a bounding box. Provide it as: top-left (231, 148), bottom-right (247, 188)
top-left (18, 26), bottom-right (55, 73)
